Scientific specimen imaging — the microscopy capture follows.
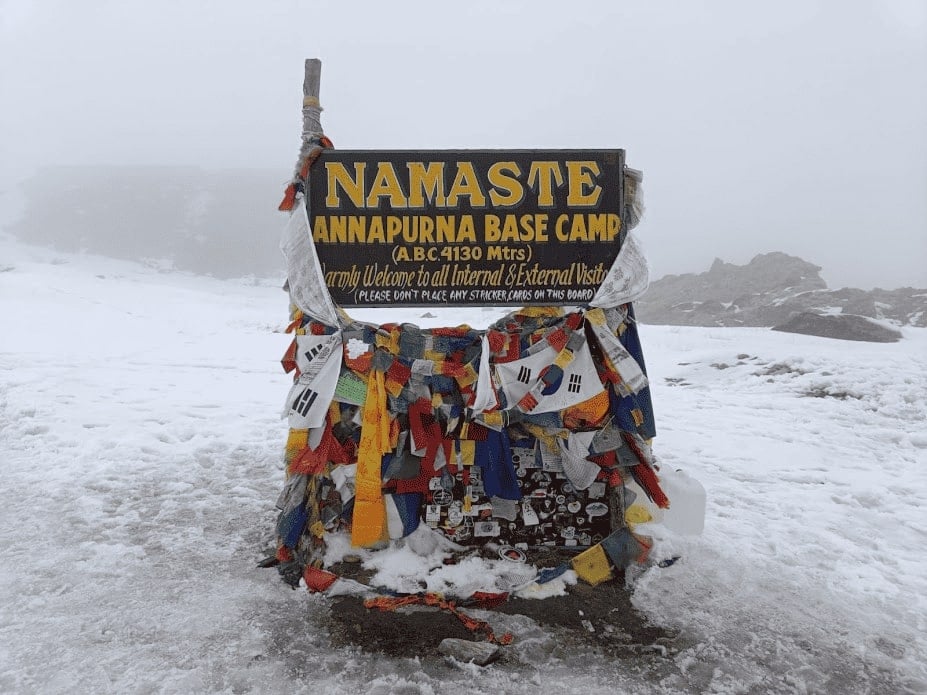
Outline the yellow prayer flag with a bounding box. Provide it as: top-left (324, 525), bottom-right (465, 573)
top-left (571, 544), bottom-right (613, 586)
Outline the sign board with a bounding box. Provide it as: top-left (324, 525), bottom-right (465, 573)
top-left (306, 149), bottom-right (626, 307)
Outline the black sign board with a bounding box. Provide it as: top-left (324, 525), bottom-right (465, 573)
top-left (306, 149), bottom-right (625, 307)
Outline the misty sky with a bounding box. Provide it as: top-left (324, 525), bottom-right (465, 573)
top-left (1, 0), bottom-right (925, 289)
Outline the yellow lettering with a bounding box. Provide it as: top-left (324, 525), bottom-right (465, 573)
top-left (566, 161), bottom-right (602, 207)
top-left (386, 216), bottom-right (402, 242)
top-left (407, 162), bottom-right (446, 208)
top-left (499, 215), bottom-right (519, 242)
top-left (446, 162), bottom-right (487, 208)
top-left (435, 216), bottom-right (453, 242)
top-left (420, 216), bottom-right (434, 241)
top-left (487, 162), bottom-right (524, 207)
top-left (587, 213), bottom-right (608, 240)
top-left (313, 216), bottom-right (330, 242)
top-left (570, 214), bottom-right (588, 241)
top-left (536, 213), bottom-right (549, 241)
top-left (555, 214), bottom-right (570, 241)
top-left (330, 216), bottom-right (347, 243)
top-left (608, 213), bottom-right (620, 241)
top-left (458, 215), bottom-right (476, 242)
top-left (485, 214), bottom-right (501, 242)
top-left (367, 217), bottom-right (385, 243)
top-left (520, 213), bottom-right (547, 242)
top-left (325, 162), bottom-right (366, 209)
top-left (366, 162), bottom-right (407, 209)
top-left (527, 161), bottom-right (564, 207)
top-left (348, 216), bottom-right (365, 243)
top-left (437, 217), bottom-right (458, 243)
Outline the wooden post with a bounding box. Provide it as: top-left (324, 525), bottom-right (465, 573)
top-left (288, 58), bottom-right (324, 185)
top-left (279, 59), bottom-right (325, 210)
top-left (301, 58), bottom-right (323, 142)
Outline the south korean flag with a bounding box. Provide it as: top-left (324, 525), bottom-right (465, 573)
top-left (495, 336), bottom-right (604, 414)
top-left (284, 333), bottom-right (343, 429)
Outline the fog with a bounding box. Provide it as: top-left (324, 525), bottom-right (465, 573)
top-left (1, 0), bottom-right (925, 288)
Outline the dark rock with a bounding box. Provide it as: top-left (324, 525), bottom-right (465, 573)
top-left (635, 253), bottom-right (926, 328)
top-left (771, 312), bottom-right (902, 343)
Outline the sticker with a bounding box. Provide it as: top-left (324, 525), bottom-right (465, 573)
top-left (567, 500), bottom-right (582, 514)
top-left (474, 520), bottom-right (501, 537)
top-left (539, 443), bottom-right (564, 473)
top-left (530, 471), bottom-right (552, 486)
top-left (586, 481), bottom-right (606, 499)
top-left (491, 497), bottom-right (519, 522)
top-left (439, 469), bottom-right (455, 491)
top-left (432, 489), bottom-right (452, 506)
top-left (530, 489), bottom-right (548, 499)
top-left (521, 501), bottom-right (540, 526)
top-left (447, 502), bottom-right (464, 526)
top-left (511, 446), bottom-right (534, 468)
top-left (425, 504), bottom-right (441, 524)
top-left (498, 546), bottom-right (527, 563)
top-left (586, 502), bottom-right (609, 518)
top-left (555, 494), bottom-right (566, 505)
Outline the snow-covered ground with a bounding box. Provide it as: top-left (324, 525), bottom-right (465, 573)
top-left (1, 236), bottom-right (925, 694)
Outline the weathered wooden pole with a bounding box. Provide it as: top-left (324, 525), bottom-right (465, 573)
top-left (279, 58), bottom-right (326, 211)
top-left (299, 58), bottom-right (324, 159)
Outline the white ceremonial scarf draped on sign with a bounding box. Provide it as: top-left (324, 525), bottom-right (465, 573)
top-left (280, 205), bottom-right (339, 326)
top-left (494, 338), bottom-right (604, 414)
top-left (585, 308), bottom-right (648, 396)
top-left (284, 332), bottom-right (343, 429)
top-left (471, 334), bottom-right (499, 413)
top-left (590, 231), bottom-right (650, 309)
top-left (559, 430), bottom-right (601, 490)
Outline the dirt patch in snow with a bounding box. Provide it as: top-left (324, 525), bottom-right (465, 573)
top-left (323, 571), bottom-right (679, 660)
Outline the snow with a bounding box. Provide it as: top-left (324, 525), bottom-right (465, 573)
top-left (1, 235), bottom-right (925, 694)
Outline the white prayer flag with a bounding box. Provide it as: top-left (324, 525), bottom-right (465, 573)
top-left (559, 430), bottom-right (601, 490)
top-left (590, 231), bottom-right (650, 309)
top-left (585, 308), bottom-right (648, 395)
top-left (281, 205), bottom-right (339, 326)
top-left (285, 333), bottom-right (343, 429)
top-left (471, 334), bottom-right (499, 413)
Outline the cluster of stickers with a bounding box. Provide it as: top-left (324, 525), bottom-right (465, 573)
top-left (422, 438), bottom-right (613, 553)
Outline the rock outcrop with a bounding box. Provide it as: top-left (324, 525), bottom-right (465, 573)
top-left (635, 253), bottom-right (926, 330)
